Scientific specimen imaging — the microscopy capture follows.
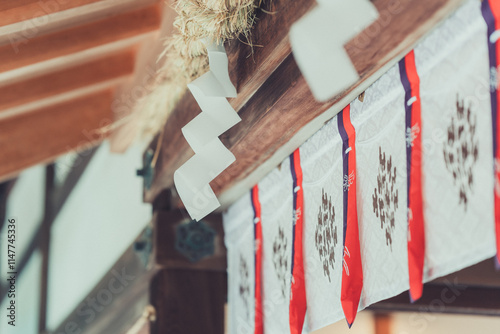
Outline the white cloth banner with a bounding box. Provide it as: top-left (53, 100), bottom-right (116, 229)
top-left (224, 192), bottom-right (256, 334)
top-left (259, 162), bottom-right (294, 332)
top-left (350, 64), bottom-right (410, 312)
top-left (414, 0), bottom-right (496, 281)
top-left (300, 112), bottom-right (344, 331)
top-left (224, 0), bottom-right (496, 332)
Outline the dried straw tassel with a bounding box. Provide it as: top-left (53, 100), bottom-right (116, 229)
top-left (135, 0), bottom-right (262, 138)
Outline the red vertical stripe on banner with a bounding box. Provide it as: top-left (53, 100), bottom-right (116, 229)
top-left (404, 51), bottom-right (426, 302)
top-left (289, 149), bottom-right (307, 334)
top-left (488, 0), bottom-right (500, 264)
top-left (251, 185), bottom-right (264, 334)
top-left (339, 106), bottom-right (363, 328)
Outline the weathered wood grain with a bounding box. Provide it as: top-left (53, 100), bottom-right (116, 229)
top-left (226, 0), bottom-right (316, 109)
top-left (144, 0), bottom-right (465, 205)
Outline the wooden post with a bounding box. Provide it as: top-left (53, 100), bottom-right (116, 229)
top-left (374, 313), bottom-right (392, 334)
top-left (150, 207), bottom-right (227, 334)
top-left (150, 269), bottom-right (226, 334)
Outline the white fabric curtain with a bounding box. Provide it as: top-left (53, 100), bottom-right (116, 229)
top-left (224, 0), bottom-right (496, 332)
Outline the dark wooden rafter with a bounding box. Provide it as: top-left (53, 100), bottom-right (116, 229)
top-left (370, 258), bottom-right (500, 316)
top-left (143, 0), bottom-right (466, 206)
top-left (370, 285), bottom-right (500, 316)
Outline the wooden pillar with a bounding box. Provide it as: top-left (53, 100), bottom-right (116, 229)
top-left (150, 270), bottom-right (226, 334)
top-left (149, 207), bottom-right (227, 334)
top-left (374, 313), bottom-right (392, 334)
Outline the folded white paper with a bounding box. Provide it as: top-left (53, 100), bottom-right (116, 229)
top-left (289, 0), bottom-right (378, 102)
top-left (174, 42), bottom-right (241, 221)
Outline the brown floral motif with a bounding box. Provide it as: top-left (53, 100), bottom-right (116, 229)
top-left (272, 227), bottom-right (289, 298)
top-left (443, 97), bottom-right (479, 210)
top-left (239, 254), bottom-right (250, 320)
top-left (315, 189), bottom-right (338, 282)
top-left (372, 147), bottom-right (399, 250)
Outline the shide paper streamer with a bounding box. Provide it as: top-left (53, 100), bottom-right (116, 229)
top-left (290, 0), bottom-right (378, 102)
top-left (174, 42), bottom-right (241, 221)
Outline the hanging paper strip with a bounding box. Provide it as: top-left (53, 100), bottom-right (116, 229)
top-left (482, 0), bottom-right (500, 263)
top-left (289, 149), bottom-right (307, 334)
top-left (399, 51), bottom-right (425, 302)
top-left (251, 185), bottom-right (264, 334)
top-left (174, 42), bottom-right (241, 221)
top-left (337, 106), bottom-right (363, 328)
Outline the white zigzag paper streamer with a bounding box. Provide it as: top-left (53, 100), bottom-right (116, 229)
top-left (174, 42), bottom-right (241, 221)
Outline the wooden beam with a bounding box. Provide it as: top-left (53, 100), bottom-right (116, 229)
top-left (145, 0), bottom-right (465, 204)
top-left (0, 89), bottom-right (113, 180)
top-left (0, 4), bottom-right (160, 73)
top-left (370, 258), bottom-right (500, 316)
top-left (369, 284), bottom-right (500, 316)
top-left (225, 0), bottom-right (316, 109)
top-left (374, 313), bottom-right (392, 334)
top-left (432, 258), bottom-right (500, 288)
top-left (0, 0), bottom-right (104, 27)
top-left (0, 50), bottom-right (135, 112)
